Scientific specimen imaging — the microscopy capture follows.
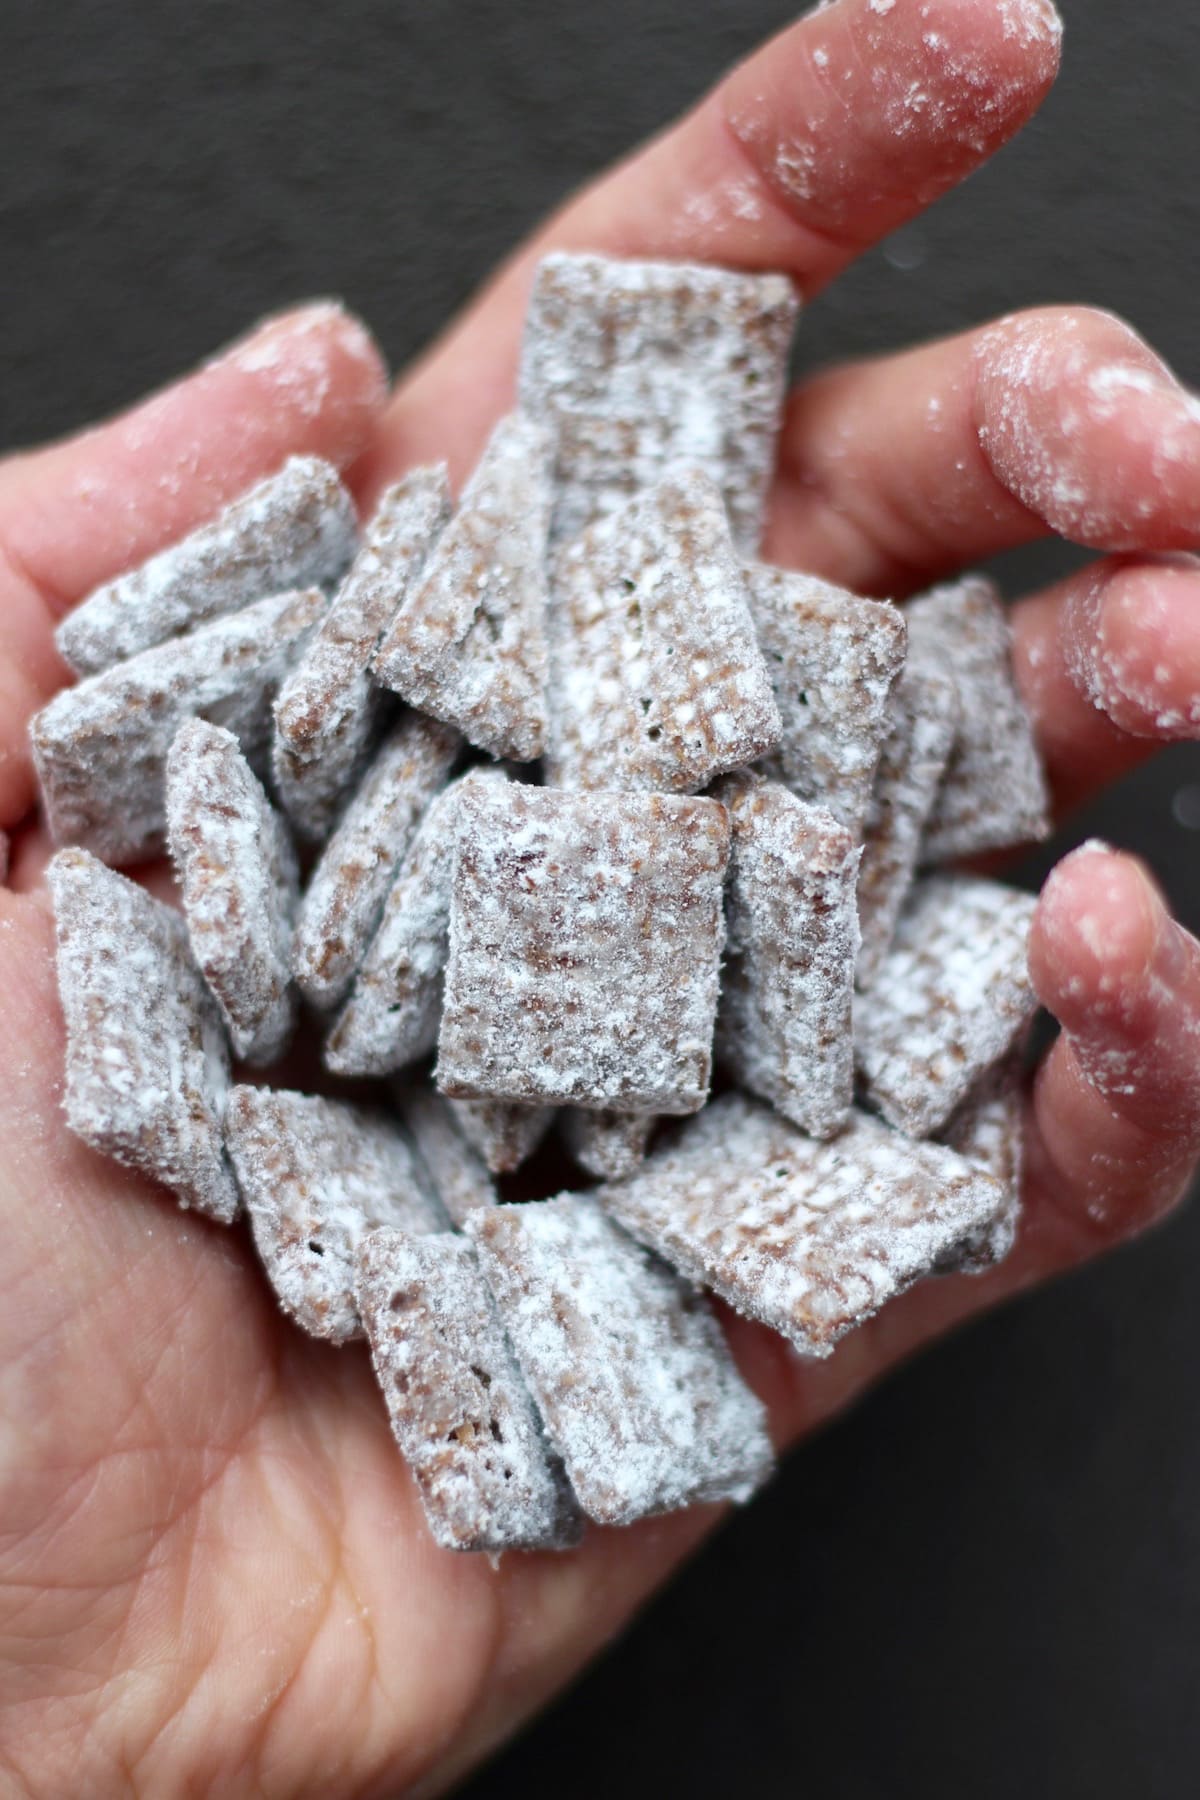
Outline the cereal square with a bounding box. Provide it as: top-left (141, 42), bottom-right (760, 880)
top-left (57, 457), bottom-right (356, 677)
top-left (467, 1196), bottom-right (772, 1525)
top-left (373, 415), bottom-right (551, 761)
top-left (437, 785), bottom-right (730, 1113)
top-left (544, 470), bottom-right (780, 793)
top-left (273, 465), bottom-right (451, 840)
top-left (518, 252), bottom-right (798, 553)
top-left (357, 1228), bottom-right (581, 1552)
top-left (226, 1087), bottom-right (446, 1342)
top-left (47, 847), bottom-right (238, 1222)
top-left (855, 875), bottom-right (1039, 1139)
top-left (600, 1094), bottom-right (1007, 1358)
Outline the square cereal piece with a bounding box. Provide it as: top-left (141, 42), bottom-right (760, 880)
top-left (57, 457), bottom-right (357, 677)
top-left (911, 576), bottom-right (1050, 860)
top-left (856, 620), bottom-right (960, 988)
top-left (225, 1087), bottom-right (446, 1343)
top-left (273, 465), bottom-right (451, 841)
top-left (357, 1228), bottom-right (582, 1553)
top-left (935, 1053), bottom-right (1026, 1274)
top-left (599, 1094), bottom-right (1007, 1358)
top-left (565, 1109), bottom-right (655, 1182)
top-left (292, 712), bottom-right (462, 1012)
top-left (373, 415), bottom-right (551, 762)
top-left (518, 252), bottom-right (798, 554)
top-left (166, 718), bottom-right (300, 1066)
top-left (32, 586), bottom-right (326, 867)
top-left (437, 785), bottom-right (730, 1114)
top-left (48, 848), bottom-right (238, 1222)
top-left (544, 470), bottom-right (780, 793)
top-left (855, 875), bottom-right (1039, 1139)
top-left (746, 565), bottom-right (907, 838)
top-left (449, 1098), bottom-right (554, 1176)
top-left (467, 1196), bottom-right (772, 1526)
top-left (325, 768), bottom-right (506, 1076)
top-left (715, 772), bottom-right (859, 1140)
top-left (401, 1090), bottom-right (496, 1227)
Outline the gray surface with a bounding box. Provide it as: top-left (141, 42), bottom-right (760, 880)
top-left (3, 0), bottom-right (1200, 1794)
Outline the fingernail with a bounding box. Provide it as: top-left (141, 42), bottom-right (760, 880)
top-left (208, 300), bottom-right (388, 391)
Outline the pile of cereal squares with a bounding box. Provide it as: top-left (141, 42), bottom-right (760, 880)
top-left (33, 254), bottom-right (1050, 1552)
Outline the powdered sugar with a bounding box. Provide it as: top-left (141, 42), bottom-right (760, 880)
top-left (56, 457), bottom-right (356, 677)
top-left (167, 719), bottom-right (299, 1065)
top-left (226, 1086), bottom-right (446, 1342)
top-left (468, 1196), bottom-right (772, 1525)
top-left (600, 1094), bottom-right (1006, 1358)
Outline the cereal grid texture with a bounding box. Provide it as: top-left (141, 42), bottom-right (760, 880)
top-left (357, 1229), bottom-right (581, 1552)
top-left (747, 566), bottom-right (907, 838)
top-left (325, 768), bottom-right (505, 1077)
top-left (716, 773), bottom-right (860, 1140)
top-left (856, 621), bottom-right (960, 988)
top-left (912, 577), bottom-right (1050, 861)
top-left (225, 1087), bottom-right (446, 1343)
top-left (401, 1090), bottom-right (497, 1227)
top-left (292, 711), bottom-right (461, 1011)
top-left (166, 719), bottom-right (299, 1065)
top-left (33, 585), bottom-right (326, 866)
top-left (600, 1095), bottom-right (1006, 1358)
top-left (854, 875), bottom-right (1039, 1139)
top-left (468, 1196), bottom-right (773, 1525)
top-left (518, 252), bottom-right (798, 553)
top-left (273, 465), bottom-right (451, 841)
top-left (57, 457), bottom-right (357, 677)
top-left (937, 1055), bottom-right (1026, 1273)
top-left (374, 415), bottom-right (552, 761)
top-left (48, 848), bottom-right (238, 1222)
top-left (545, 469), bottom-right (780, 793)
top-left (438, 785), bottom-right (730, 1113)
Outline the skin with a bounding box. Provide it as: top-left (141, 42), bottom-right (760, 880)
top-left (3, 0), bottom-right (1200, 1791)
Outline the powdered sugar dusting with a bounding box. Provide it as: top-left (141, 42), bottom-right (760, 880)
top-left (519, 253), bottom-right (797, 554)
top-left (33, 586), bottom-right (327, 867)
top-left (438, 785), bottom-right (730, 1113)
top-left (468, 1196), bottom-right (772, 1524)
top-left (855, 874), bottom-right (1038, 1137)
top-left (167, 719), bottom-right (299, 1065)
top-left (325, 768), bottom-right (505, 1077)
top-left (226, 1086), bottom-right (446, 1342)
top-left (357, 1227), bottom-right (581, 1551)
top-left (373, 415), bottom-right (552, 762)
top-left (274, 465), bottom-right (451, 842)
top-left (545, 470), bottom-right (781, 793)
top-left (56, 457), bottom-right (357, 677)
top-left (599, 1094), bottom-right (1007, 1357)
top-left (292, 712), bottom-right (462, 1012)
top-left (716, 772), bottom-right (859, 1138)
top-left (48, 848), bottom-right (239, 1222)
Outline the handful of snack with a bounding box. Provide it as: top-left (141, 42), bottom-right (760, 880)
top-left (32, 253), bottom-right (1050, 1553)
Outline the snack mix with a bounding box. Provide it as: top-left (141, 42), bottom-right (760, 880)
top-left (35, 253), bottom-right (1050, 1552)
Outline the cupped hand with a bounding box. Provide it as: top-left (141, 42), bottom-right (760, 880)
top-left (4, 2), bottom-right (1200, 1794)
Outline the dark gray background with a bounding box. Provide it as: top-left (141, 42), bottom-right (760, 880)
top-left (4, 1), bottom-right (1199, 1794)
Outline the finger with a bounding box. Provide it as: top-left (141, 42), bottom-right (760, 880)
top-left (0, 302), bottom-right (388, 829)
top-left (767, 306), bottom-right (1200, 592)
top-left (1011, 554), bottom-right (1200, 814)
top-left (365, 0), bottom-right (1062, 488)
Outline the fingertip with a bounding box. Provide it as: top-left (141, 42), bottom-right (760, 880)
top-left (1031, 841), bottom-right (1164, 1021)
top-left (976, 308), bottom-right (1200, 550)
top-left (1062, 557), bottom-right (1200, 739)
top-left (214, 298), bottom-right (391, 464)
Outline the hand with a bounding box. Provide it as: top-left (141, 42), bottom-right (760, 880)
top-left (4, 1), bottom-right (1200, 1792)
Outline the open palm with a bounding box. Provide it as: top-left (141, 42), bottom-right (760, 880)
top-left (5, 2), bottom-right (1200, 1792)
